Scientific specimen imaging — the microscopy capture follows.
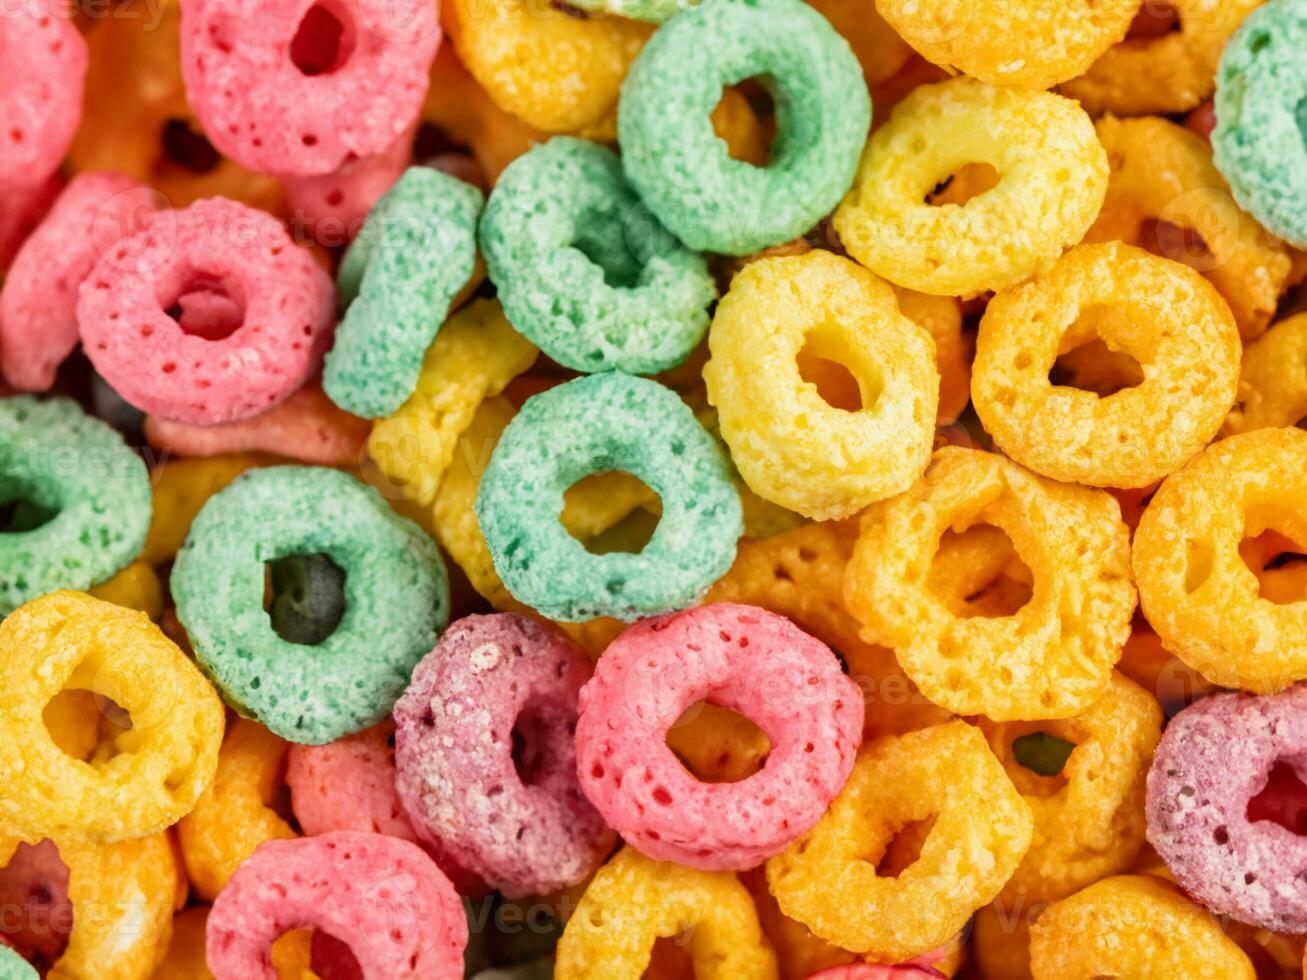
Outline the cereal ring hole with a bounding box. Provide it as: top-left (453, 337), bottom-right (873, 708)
top-left (715, 79), bottom-right (775, 166)
top-left (870, 815), bottom-right (936, 879)
top-left (289, 0), bottom-right (356, 77)
top-left (162, 271), bottom-right (247, 341)
top-left (927, 524), bottom-right (1033, 619)
top-left (1296, 95), bottom-right (1307, 150)
top-left (42, 688), bottom-right (133, 765)
top-left (1137, 217), bottom-right (1214, 273)
top-left (797, 327), bottom-right (883, 413)
top-left (563, 472), bottom-right (662, 555)
top-left (263, 552), bottom-right (348, 645)
top-left (0, 840), bottom-right (72, 972)
top-left (1247, 760), bottom-right (1307, 836)
top-left (666, 702), bottom-right (770, 783)
top-left (307, 928), bottom-right (364, 977)
top-left (1239, 529), bottom-right (1307, 604)
top-left (926, 162), bottom-right (1000, 207)
top-left (0, 492), bottom-right (58, 535)
top-left (1048, 307), bottom-right (1145, 398)
top-left (511, 702), bottom-right (554, 788)
top-left (160, 118), bottom-right (221, 175)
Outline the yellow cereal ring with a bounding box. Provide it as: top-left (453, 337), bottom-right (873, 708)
top-left (979, 672), bottom-right (1162, 904)
top-left (844, 447), bottom-right (1136, 721)
top-left (834, 78), bottom-right (1107, 297)
top-left (1225, 312), bottom-right (1307, 435)
top-left (971, 900), bottom-right (1037, 980)
top-left (1028, 875), bottom-right (1255, 979)
top-left (0, 592), bottom-right (223, 843)
top-left (767, 721), bottom-right (1032, 962)
top-left (706, 520), bottom-right (952, 740)
top-left (1087, 115), bottom-right (1292, 341)
top-left (367, 298), bottom-right (538, 508)
top-left (875, 0), bottom-right (1138, 90)
top-left (705, 250), bottom-right (939, 520)
top-left (1133, 427), bottom-right (1307, 692)
top-left (0, 831), bottom-right (179, 980)
top-left (87, 560), bottom-right (164, 620)
top-left (555, 846), bottom-right (778, 978)
top-left (142, 453), bottom-right (270, 566)
top-left (445, 0), bottom-right (652, 134)
top-left (971, 242), bottom-right (1241, 488)
top-left (176, 718), bottom-right (295, 902)
top-left (1061, 0), bottom-right (1264, 116)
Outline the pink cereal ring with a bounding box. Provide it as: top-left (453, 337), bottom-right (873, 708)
top-left (206, 831), bottom-right (466, 980)
top-left (282, 128), bottom-right (414, 242)
top-left (1, 172), bottom-right (161, 391)
top-left (393, 613), bottom-right (615, 899)
top-left (179, 0), bottom-right (439, 178)
top-left (576, 602), bottom-right (864, 871)
top-left (0, 172), bottom-right (60, 269)
top-left (144, 379), bottom-right (369, 467)
top-left (0, 1), bottom-right (87, 189)
top-left (77, 197), bottom-right (336, 425)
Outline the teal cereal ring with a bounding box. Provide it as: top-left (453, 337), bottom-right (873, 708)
top-left (323, 167), bottom-right (484, 419)
top-left (475, 373), bottom-right (742, 622)
top-left (617, 0), bottom-right (870, 256)
top-left (0, 396), bottom-right (150, 614)
top-left (0, 947), bottom-right (35, 980)
top-left (1212, 0), bottom-right (1307, 248)
top-left (172, 465), bottom-right (449, 744)
top-left (480, 138), bottom-right (716, 375)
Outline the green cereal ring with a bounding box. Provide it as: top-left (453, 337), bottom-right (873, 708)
top-left (323, 167), bottom-right (484, 419)
top-left (480, 138), bottom-right (716, 375)
top-left (475, 373), bottom-right (742, 622)
top-left (561, 0), bottom-right (693, 24)
top-left (172, 465), bottom-right (449, 744)
top-left (617, 0), bottom-right (870, 256)
top-left (1212, 0), bottom-right (1307, 248)
top-left (0, 947), bottom-right (36, 980)
top-left (0, 396), bottom-right (150, 614)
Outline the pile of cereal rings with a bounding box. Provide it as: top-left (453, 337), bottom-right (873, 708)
top-left (1, 0), bottom-right (1306, 975)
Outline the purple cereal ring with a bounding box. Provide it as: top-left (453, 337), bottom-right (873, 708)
top-left (77, 196), bottom-right (336, 425)
top-left (1, 172), bottom-right (161, 391)
top-left (0, 2), bottom-right (87, 190)
top-left (206, 831), bottom-right (465, 980)
top-left (1147, 683), bottom-right (1307, 932)
top-left (393, 612), bottom-right (614, 898)
top-left (806, 967), bottom-right (945, 980)
top-left (179, 0), bottom-right (438, 178)
top-left (575, 602), bottom-right (864, 871)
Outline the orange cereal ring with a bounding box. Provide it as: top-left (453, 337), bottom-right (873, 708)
top-left (141, 453), bottom-right (271, 566)
top-left (0, 592), bottom-right (224, 844)
top-left (86, 561), bottom-right (165, 621)
top-left (1061, 0), bottom-right (1264, 116)
top-left (971, 242), bottom-right (1241, 489)
top-left (445, 0), bottom-right (652, 134)
top-left (152, 906), bottom-right (213, 980)
top-left (875, 0), bottom-right (1138, 90)
top-left (1086, 115), bottom-right (1293, 341)
top-left (978, 672), bottom-right (1162, 904)
top-left (970, 900), bottom-right (1038, 980)
top-left (767, 721), bottom-right (1032, 962)
top-left (1134, 427), bottom-right (1307, 692)
top-left (704, 250), bottom-right (939, 520)
top-left (741, 867), bottom-right (858, 979)
top-left (176, 719), bottom-right (295, 902)
top-left (807, 0), bottom-right (912, 86)
top-left (144, 380), bottom-right (369, 468)
top-left (555, 846), bottom-right (778, 978)
top-left (1224, 312), bottom-right (1307, 436)
top-left (1028, 874), bottom-right (1255, 979)
top-left (834, 78), bottom-right (1107, 297)
top-left (845, 447), bottom-right (1135, 721)
top-left (894, 286), bottom-right (969, 425)
top-left (67, 0), bottom-right (284, 212)
top-left (1117, 622), bottom-right (1214, 718)
top-left (926, 523), bottom-right (1034, 621)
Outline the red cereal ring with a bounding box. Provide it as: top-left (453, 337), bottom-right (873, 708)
top-left (1, 171), bottom-right (161, 391)
top-left (179, 0), bottom-right (439, 178)
top-left (576, 602), bottom-right (864, 871)
top-left (394, 613), bottom-right (614, 898)
top-left (0, 1), bottom-right (87, 189)
top-left (206, 831), bottom-right (466, 979)
top-left (77, 197), bottom-right (336, 425)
